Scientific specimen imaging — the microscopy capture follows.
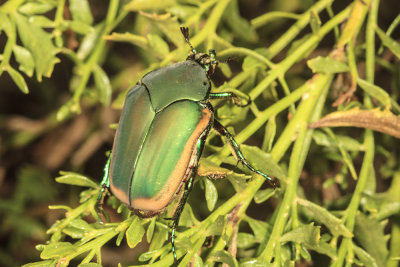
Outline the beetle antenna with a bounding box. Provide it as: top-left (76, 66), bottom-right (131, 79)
top-left (180, 27), bottom-right (196, 55)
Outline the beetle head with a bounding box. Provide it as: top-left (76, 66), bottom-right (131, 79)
top-left (180, 27), bottom-right (218, 75)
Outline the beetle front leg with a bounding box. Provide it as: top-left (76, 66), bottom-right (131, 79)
top-left (213, 120), bottom-right (278, 188)
top-left (209, 91), bottom-right (251, 107)
top-left (96, 154), bottom-right (111, 223)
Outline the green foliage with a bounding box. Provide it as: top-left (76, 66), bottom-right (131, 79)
top-left (0, 0), bottom-right (399, 266)
top-left (0, 166), bottom-right (57, 266)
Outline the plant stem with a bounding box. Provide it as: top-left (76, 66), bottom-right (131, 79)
top-left (67, 0), bottom-right (125, 116)
top-left (334, 0), bottom-right (378, 264)
top-left (249, 6), bottom-right (350, 101)
top-left (387, 172), bottom-right (400, 267)
top-left (333, 130), bottom-right (375, 266)
top-left (259, 74), bottom-right (333, 261)
top-left (159, 0), bottom-right (230, 66)
top-left (266, 0), bottom-right (335, 58)
top-left (218, 47), bottom-right (275, 68)
top-left (366, 0), bottom-right (378, 83)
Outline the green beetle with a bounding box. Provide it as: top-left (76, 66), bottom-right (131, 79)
top-left (98, 27), bottom-right (276, 262)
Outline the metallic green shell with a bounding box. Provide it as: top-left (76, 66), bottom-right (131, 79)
top-left (130, 100), bottom-right (212, 212)
top-left (109, 85), bottom-right (155, 205)
top-left (109, 60), bottom-right (212, 213)
top-left (142, 60), bottom-right (210, 111)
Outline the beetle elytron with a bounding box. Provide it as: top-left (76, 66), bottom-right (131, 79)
top-left (98, 27), bottom-right (277, 262)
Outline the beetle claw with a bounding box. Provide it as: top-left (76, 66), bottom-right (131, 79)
top-left (232, 94), bottom-right (251, 107)
top-left (171, 257), bottom-right (182, 267)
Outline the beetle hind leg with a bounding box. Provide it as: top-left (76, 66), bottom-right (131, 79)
top-left (170, 167), bottom-right (196, 263)
top-left (96, 154), bottom-right (112, 223)
top-left (170, 131), bottom-right (208, 263)
top-left (213, 120), bottom-right (278, 188)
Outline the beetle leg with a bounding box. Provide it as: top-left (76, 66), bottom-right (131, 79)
top-left (212, 120), bottom-right (278, 188)
top-left (96, 154), bottom-right (112, 223)
top-left (209, 92), bottom-right (251, 107)
top-left (170, 129), bottom-right (208, 263)
top-left (171, 170), bottom-right (195, 264)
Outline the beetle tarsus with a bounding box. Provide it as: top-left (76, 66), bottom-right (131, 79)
top-left (171, 256), bottom-right (182, 267)
top-left (233, 93), bottom-right (251, 107)
top-left (171, 220), bottom-right (179, 263)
